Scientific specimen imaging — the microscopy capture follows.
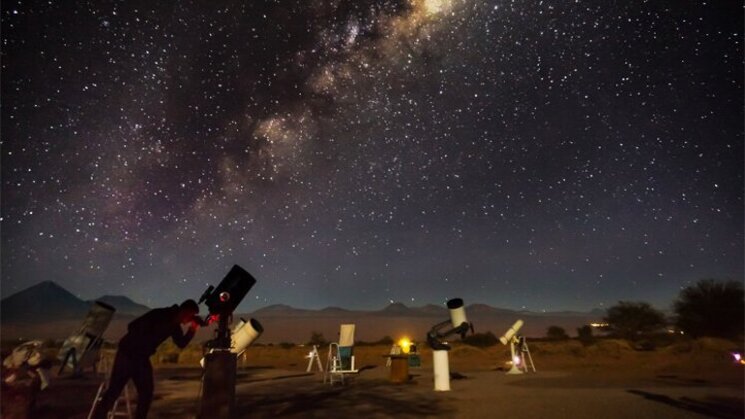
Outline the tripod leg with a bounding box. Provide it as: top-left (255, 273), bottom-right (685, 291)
top-left (527, 347), bottom-right (536, 372)
top-left (87, 382), bottom-right (106, 419)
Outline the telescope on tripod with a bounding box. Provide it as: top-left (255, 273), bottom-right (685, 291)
top-left (499, 319), bottom-right (536, 374)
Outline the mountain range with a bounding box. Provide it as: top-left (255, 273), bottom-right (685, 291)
top-left (1, 280), bottom-right (150, 322)
top-left (1, 281), bottom-right (604, 342)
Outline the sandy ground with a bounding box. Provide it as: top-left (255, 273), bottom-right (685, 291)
top-left (21, 340), bottom-right (745, 419)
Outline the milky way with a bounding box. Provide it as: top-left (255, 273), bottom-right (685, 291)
top-left (2, 0), bottom-right (742, 311)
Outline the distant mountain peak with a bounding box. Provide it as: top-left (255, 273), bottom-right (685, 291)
top-left (465, 303), bottom-right (517, 315)
top-left (93, 295), bottom-right (149, 316)
top-left (1, 280), bottom-right (89, 322)
top-left (320, 306), bottom-right (350, 312)
top-left (28, 279), bottom-right (73, 293)
top-left (5, 279), bottom-right (80, 301)
top-left (378, 302), bottom-right (413, 315)
top-left (252, 304), bottom-right (297, 313)
top-left (419, 304), bottom-right (448, 313)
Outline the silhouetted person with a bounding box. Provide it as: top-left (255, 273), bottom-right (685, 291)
top-left (93, 300), bottom-right (200, 419)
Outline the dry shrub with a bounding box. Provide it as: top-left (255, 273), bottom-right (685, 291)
top-left (691, 337), bottom-right (739, 353)
top-left (533, 340), bottom-right (586, 357)
top-left (151, 340), bottom-right (179, 365)
top-left (463, 332), bottom-right (499, 347)
top-left (585, 339), bottom-right (633, 358)
top-left (177, 344), bottom-right (204, 366)
top-left (450, 345), bottom-right (487, 357)
top-left (663, 341), bottom-right (694, 355)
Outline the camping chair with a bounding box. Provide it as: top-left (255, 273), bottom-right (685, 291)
top-left (324, 324), bottom-right (359, 384)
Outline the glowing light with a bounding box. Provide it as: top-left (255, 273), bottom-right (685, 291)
top-left (733, 352), bottom-right (742, 362)
top-left (512, 355), bottom-right (521, 366)
top-left (423, 0), bottom-right (448, 15)
top-left (398, 337), bottom-right (412, 354)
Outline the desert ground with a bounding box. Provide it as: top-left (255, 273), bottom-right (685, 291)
top-left (5, 337), bottom-right (743, 419)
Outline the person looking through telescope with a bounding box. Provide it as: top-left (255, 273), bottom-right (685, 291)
top-left (92, 299), bottom-right (202, 419)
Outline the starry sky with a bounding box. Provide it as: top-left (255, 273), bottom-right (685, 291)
top-left (1, 0), bottom-right (742, 313)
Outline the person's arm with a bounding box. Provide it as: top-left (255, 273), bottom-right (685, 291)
top-left (171, 322), bottom-right (197, 349)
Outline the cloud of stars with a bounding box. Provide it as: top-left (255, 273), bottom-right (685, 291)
top-left (2, 0), bottom-right (742, 311)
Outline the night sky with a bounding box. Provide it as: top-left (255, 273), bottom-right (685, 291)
top-left (1, 0), bottom-right (742, 313)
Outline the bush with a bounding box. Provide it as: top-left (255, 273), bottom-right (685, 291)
top-left (462, 332), bottom-right (499, 347)
top-left (604, 301), bottom-right (666, 340)
top-left (307, 331), bottom-right (327, 346)
top-left (546, 326), bottom-right (569, 340)
top-left (278, 342), bottom-right (295, 349)
top-left (632, 340), bottom-right (656, 351)
top-left (177, 344), bottom-right (204, 365)
top-left (576, 325), bottom-right (594, 346)
top-left (376, 336), bottom-right (394, 345)
top-left (673, 279), bottom-right (744, 339)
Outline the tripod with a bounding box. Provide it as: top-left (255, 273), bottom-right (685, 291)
top-left (506, 336), bottom-right (536, 374)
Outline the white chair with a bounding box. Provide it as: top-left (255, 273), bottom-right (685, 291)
top-left (323, 324), bottom-right (359, 384)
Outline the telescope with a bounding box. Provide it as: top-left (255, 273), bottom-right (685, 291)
top-left (499, 319), bottom-right (524, 346)
top-left (426, 298), bottom-right (474, 350)
top-left (426, 298), bottom-right (473, 391)
top-left (198, 265), bottom-right (258, 419)
top-left (499, 319), bottom-right (536, 374)
top-left (58, 301), bottom-right (116, 376)
top-left (198, 265), bottom-right (257, 350)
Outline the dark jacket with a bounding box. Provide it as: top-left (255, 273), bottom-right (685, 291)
top-left (118, 305), bottom-right (195, 357)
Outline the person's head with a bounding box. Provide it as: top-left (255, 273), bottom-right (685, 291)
top-left (178, 299), bottom-right (200, 324)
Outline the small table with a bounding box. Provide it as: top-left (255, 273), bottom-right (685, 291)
top-left (384, 355), bottom-right (410, 383)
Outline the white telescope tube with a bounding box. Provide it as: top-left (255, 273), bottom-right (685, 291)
top-left (201, 318), bottom-right (263, 367)
top-left (499, 319), bottom-right (524, 345)
top-left (447, 298), bottom-right (468, 328)
top-left (231, 318), bottom-right (264, 355)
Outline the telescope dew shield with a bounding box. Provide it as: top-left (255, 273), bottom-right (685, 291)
top-left (500, 319), bottom-right (524, 345)
top-left (206, 265), bottom-right (256, 315)
top-left (231, 318), bottom-right (264, 355)
top-left (447, 298), bottom-right (468, 328)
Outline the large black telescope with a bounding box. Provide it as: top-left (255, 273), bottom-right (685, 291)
top-left (197, 264), bottom-right (257, 418)
top-left (198, 264), bottom-right (256, 349)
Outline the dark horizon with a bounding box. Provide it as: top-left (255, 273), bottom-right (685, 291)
top-left (1, 277), bottom-right (723, 315)
top-left (2, 1), bottom-right (743, 313)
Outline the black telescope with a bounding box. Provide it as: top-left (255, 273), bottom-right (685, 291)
top-left (198, 264), bottom-right (257, 419)
top-left (200, 264), bottom-right (256, 316)
top-left (199, 265), bottom-right (256, 349)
